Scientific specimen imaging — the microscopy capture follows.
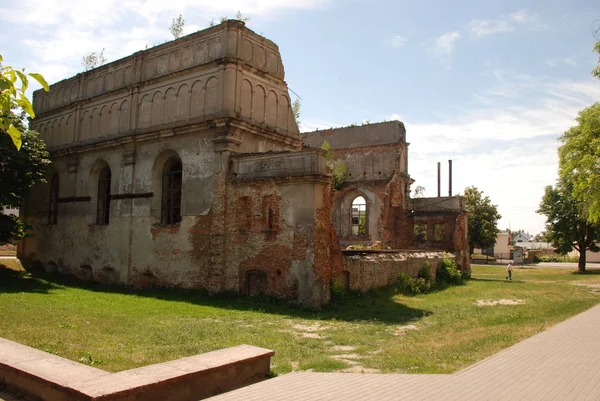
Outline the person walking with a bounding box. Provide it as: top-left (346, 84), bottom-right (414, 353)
top-left (506, 262), bottom-right (513, 281)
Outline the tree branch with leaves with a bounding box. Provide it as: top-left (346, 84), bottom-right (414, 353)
top-left (0, 54), bottom-right (49, 149)
top-left (558, 102), bottom-right (600, 224)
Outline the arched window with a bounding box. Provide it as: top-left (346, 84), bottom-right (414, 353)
top-left (162, 156), bottom-right (182, 224)
top-left (351, 196), bottom-right (367, 235)
top-left (48, 174), bottom-right (59, 225)
top-left (96, 166), bottom-right (111, 224)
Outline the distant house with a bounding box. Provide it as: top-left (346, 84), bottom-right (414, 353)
top-left (474, 230), bottom-right (511, 257)
top-left (0, 207), bottom-right (18, 217)
top-left (512, 231), bottom-right (533, 243)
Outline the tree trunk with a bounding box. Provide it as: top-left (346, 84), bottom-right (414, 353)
top-left (578, 249), bottom-right (586, 272)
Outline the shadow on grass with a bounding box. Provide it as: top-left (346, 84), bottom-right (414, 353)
top-left (8, 266), bottom-right (430, 325)
top-left (469, 278), bottom-right (526, 283)
top-left (571, 269), bottom-right (600, 275)
top-left (0, 264), bottom-right (61, 294)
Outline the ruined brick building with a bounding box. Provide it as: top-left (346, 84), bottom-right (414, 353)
top-left (19, 20), bottom-right (469, 306)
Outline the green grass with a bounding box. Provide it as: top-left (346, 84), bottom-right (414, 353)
top-left (1, 262), bottom-right (599, 375)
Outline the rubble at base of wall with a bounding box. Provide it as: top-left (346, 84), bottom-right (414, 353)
top-left (341, 250), bottom-right (448, 292)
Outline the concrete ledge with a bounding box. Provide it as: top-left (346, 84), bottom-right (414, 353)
top-left (0, 338), bottom-right (274, 401)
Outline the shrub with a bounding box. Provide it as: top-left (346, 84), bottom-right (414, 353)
top-left (436, 256), bottom-right (463, 286)
top-left (418, 261), bottom-right (432, 281)
top-left (394, 273), bottom-right (431, 295)
top-left (332, 161), bottom-right (346, 190)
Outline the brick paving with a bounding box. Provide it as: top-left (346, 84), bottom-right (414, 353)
top-left (209, 304), bottom-right (600, 401)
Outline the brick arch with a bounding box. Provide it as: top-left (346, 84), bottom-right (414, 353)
top-left (151, 149), bottom-right (183, 222)
top-left (176, 83), bottom-right (190, 120)
top-left (151, 90), bottom-right (164, 126)
top-left (164, 87), bottom-right (177, 123)
top-left (265, 90), bottom-right (278, 126)
top-left (138, 94), bottom-right (151, 128)
top-left (119, 99), bottom-right (130, 132)
top-left (333, 187), bottom-right (381, 243)
top-left (88, 158), bottom-right (113, 222)
top-left (240, 79), bottom-right (252, 119)
top-left (252, 84), bottom-right (266, 123)
top-left (190, 80), bottom-right (205, 118)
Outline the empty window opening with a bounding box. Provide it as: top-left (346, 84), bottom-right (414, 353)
top-left (162, 157), bottom-right (182, 225)
top-left (414, 223), bottom-right (428, 242)
top-left (351, 196), bottom-right (367, 235)
top-left (434, 223), bottom-right (446, 241)
top-left (96, 166), bottom-right (111, 224)
top-left (48, 174), bottom-right (59, 225)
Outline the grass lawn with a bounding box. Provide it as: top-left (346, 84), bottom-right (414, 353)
top-left (1, 260), bottom-right (599, 375)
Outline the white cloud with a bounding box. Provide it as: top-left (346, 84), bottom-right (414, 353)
top-left (428, 31), bottom-right (461, 68)
top-left (469, 9), bottom-right (543, 37)
top-left (434, 31), bottom-right (461, 56)
top-left (3, 0), bottom-right (329, 85)
top-left (562, 57), bottom-right (578, 66)
top-left (510, 9), bottom-right (538, 24)
top-left (470, 19), bottom-right (514, 36)
top-left (391, 77), bottom-right (600, 235)
top-left (390, 35), bottom-right (408, 48)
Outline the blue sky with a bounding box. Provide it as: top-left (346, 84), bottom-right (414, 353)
top-left (2, 0), bottom-right (599, 235)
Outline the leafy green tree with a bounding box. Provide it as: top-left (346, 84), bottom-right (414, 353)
top-left (537, 178), bottom-right (599, 271)
top-left (170, 14), bottom-right (185, 39)
top-left (0, 112), bottom-right (51, 244)
top-left (463, 186), bottom-right (501, 253)
top-left (81, 49), bottom-right (107, 71)
top-left (0, 54), bottom-right (48, 149)
top-left (292, 99), bottom-right (301, 128)
top-left (558, 102), bottom-right (600, 224)
top-left (534, 230), bottom-right (551, 242)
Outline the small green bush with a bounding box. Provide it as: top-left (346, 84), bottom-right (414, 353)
top-left (436, 257), bottom-right (463, 286)
top-left (393, 273), bottom-right (431, 295)
top-left (332, 161), bottom-right (347, 190)
top-left (537, 254), bottom-right (579, 263)
top-left (418, 261), bottom-right (432, 281)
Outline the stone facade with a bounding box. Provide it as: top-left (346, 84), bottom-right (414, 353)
top-left (19, 20), bottom-right (469, 306)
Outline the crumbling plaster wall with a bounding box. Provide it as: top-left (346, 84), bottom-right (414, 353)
top-left (224, 150), bottom-right (342, 306)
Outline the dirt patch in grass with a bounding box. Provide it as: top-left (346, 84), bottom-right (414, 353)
top-left (475, 299), bottom-right (524, 306)
top-left (572, 283), bottom-right (600, 294)
top-left (293, 323), bottom-right (329, 332)
top-left (331, 345), bottom-right (356, 352)
top-left (394, 324), bottom-right (418, 335)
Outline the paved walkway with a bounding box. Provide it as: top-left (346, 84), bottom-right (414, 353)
top-left (209, 304), bottom-right (600, 401)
